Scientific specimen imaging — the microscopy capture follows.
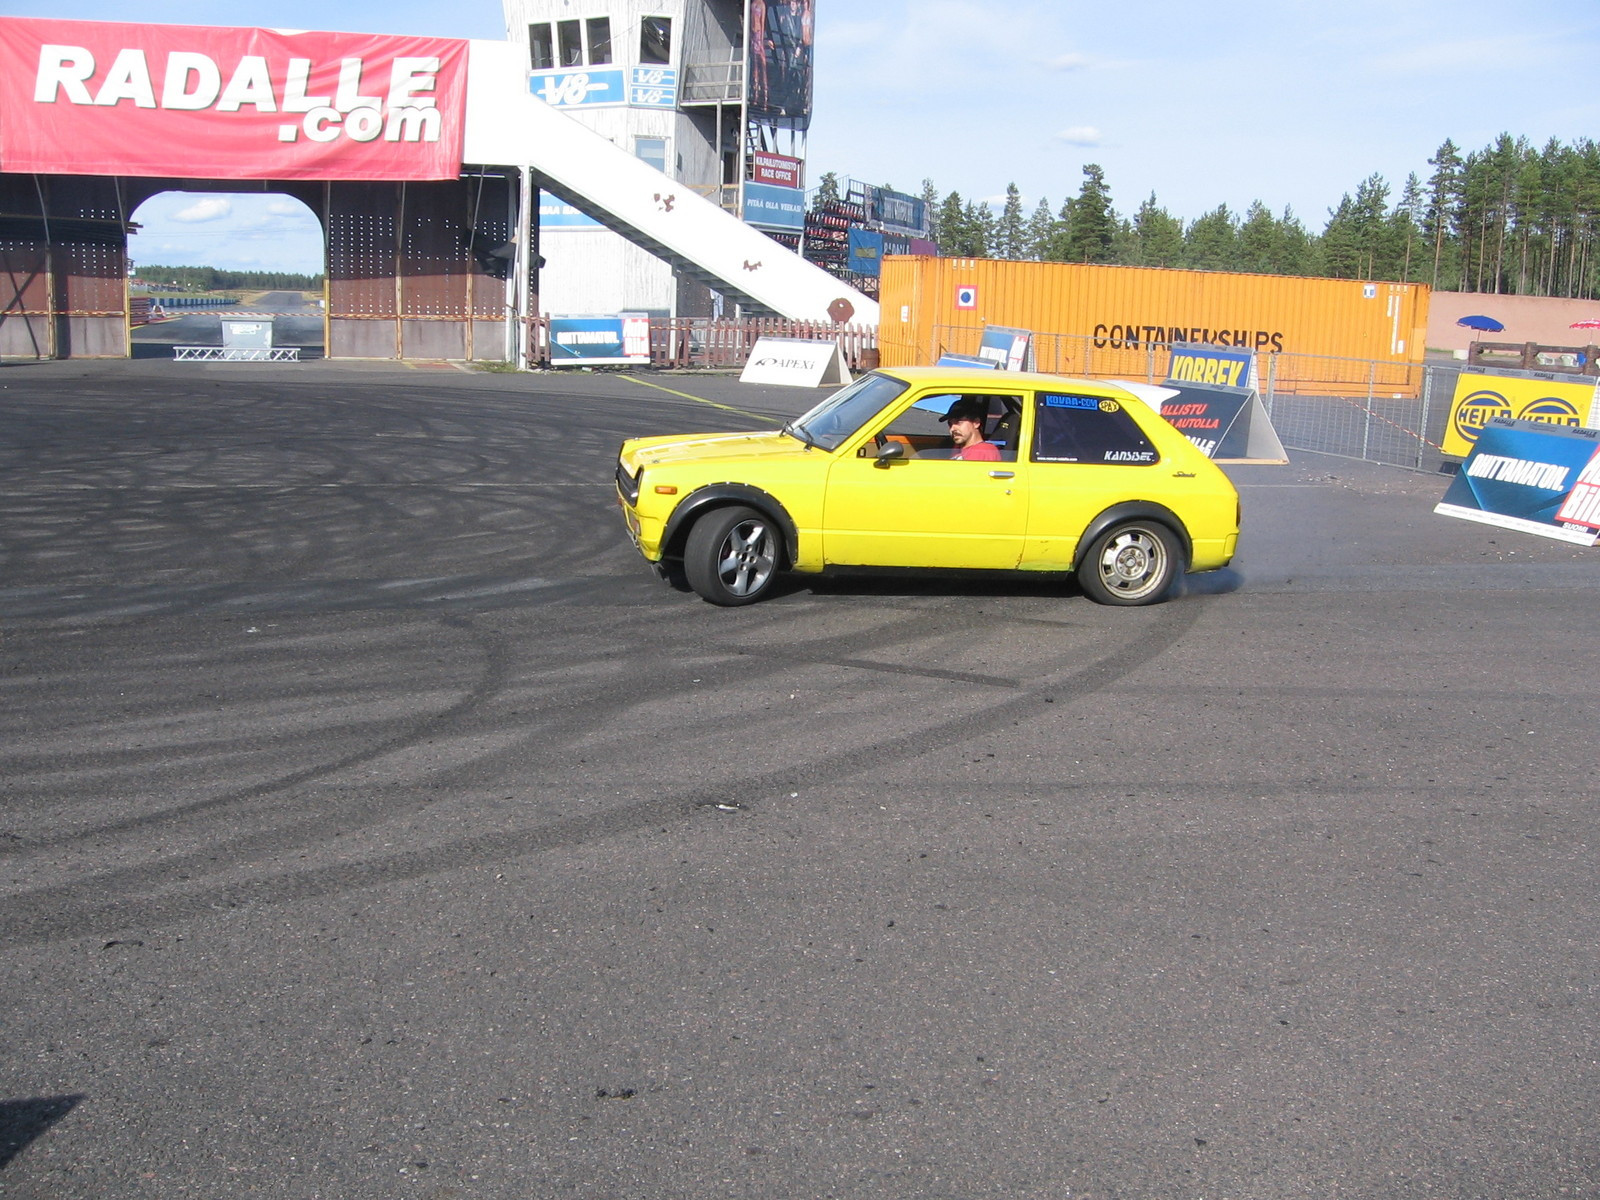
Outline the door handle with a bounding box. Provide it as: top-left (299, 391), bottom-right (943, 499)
top-left (988, 470), bottom-right (1015, 479)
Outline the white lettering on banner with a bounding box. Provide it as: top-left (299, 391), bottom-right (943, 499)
top-left (32, 41), bottom-right (441, 145)
top-left (555, 332), bottom-right (619, 345)
top-left (283, 59), bottom-right (329, 112)
top-left (218, 56), bottom-right (275, 111)
top-left (336, 59), bottom-right (380, 111)
top-left (1558, 481), bottom-right (1600, 527)
top-left (1464, 454), bottom-right (1571, 491)
top-left (34, 45), bottom-right (94, 103)
top-left (94, 48), bottom-right (156, 107)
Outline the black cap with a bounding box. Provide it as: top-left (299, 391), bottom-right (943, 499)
top-left (939, 397), bottom-right (987, 424)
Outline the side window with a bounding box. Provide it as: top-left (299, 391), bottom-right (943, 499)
top-left (870, 394), bottom-right (1022, 460)
top-left (557, 20), bottom-right (584, 66)
top-left (1031, 393), bottom-right (1159, 465)
top-left (587, 18), bottom-right (613, 64)
top-left (529, 23), bottom-right (554, 71)
top-left (640, 16), bottom-right (673, 64)
top-left (635, 136), bottom-right (668, 173)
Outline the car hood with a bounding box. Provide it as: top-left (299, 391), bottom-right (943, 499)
top-left (621, 429), bottom-right (819, 469)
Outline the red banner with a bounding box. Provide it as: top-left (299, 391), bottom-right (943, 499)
top-left (0, 17), bottom-right (468, 181)
top-left (751, 151), bottom-right (803, 189)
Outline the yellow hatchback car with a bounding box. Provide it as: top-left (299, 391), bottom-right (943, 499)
top-left (616, 366), bottom-right (1240, 606)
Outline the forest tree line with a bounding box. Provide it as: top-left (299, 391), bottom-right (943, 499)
top-left (821, 135), bottom-right (1600, 298)
top-left (134, 266), bottom-right (323, 292)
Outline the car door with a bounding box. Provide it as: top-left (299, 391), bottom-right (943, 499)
top-left (1019, 390), bottom-right (1167, 568)
top-left (819, 391), bottom-right (1028, 569)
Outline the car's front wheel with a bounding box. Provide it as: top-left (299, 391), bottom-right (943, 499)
top-left (683, 506), bottom-right (780, 606)
top-left (1078, 520), bottom-right (1184, 606)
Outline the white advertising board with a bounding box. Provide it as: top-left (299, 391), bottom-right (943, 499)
top-left (739, 337), bottom-right (852, 388)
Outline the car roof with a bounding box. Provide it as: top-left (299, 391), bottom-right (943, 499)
top-left (873, 365), bottom-right (1139, 395)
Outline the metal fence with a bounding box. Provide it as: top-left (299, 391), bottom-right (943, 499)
top-left (934, 324), bottom-right (1456, 473)
top-left (518, 314), bottom-right (1462, 473)
top-left (523, 316), bottom-right (879, 372)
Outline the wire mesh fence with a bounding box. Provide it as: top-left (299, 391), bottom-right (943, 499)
top-left (932, 324), bottom-right (1457, 473)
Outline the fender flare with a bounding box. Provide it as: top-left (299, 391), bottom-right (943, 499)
top-left (661, 484), bottom-right (800, 566)
top-left (1073, 502), bottom-right (1192, 572)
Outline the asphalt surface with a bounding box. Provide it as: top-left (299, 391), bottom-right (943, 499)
top-left (1, 358), bottom-right (1597, 1200)
top-left (134, 292), bottom-right (325, 359)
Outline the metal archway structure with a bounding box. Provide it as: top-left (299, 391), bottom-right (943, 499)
top-left (0, 169), bottom-right (519, 362)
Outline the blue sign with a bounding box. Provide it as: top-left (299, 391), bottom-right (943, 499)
top-left (629, 66), bottom-right (678, 107)
top-left (935, 353), bottom-right (998, 370)
top-left (531, 69), bottom-right (627, 108)
top-left (549, 315), bottom-right (651, 365)
top-left (1435, 417), bottom-right (1600, 545)
top-left (743, 183), bottom-right (805, 231)
top-left (847, 229), bottom-right (884, 277)
top-left (1165, 342), bottom-right (1254, 389)
top-left (539, 199), bottom-right (603, 230)
top-left (978, 325), bottom-right (1031, 370)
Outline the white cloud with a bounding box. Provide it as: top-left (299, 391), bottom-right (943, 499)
top-left (1055, 126), bottom-right (1102, 147)
top-left (1047, 53), bottom-right (1091, 71)
top-left (173, 197), bottom-right (233, 223)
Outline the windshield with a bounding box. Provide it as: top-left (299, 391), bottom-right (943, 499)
top-left (787, 373), bottom-right (909, 452)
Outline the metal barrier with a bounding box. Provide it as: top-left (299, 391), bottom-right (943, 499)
top-left (174, 347), bottom-right (300, 361)
top-left (522, 315), bottom-right (878, 371)
top-left (930, 324), bottom-right (1457, 473)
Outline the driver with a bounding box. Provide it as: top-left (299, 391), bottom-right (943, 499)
top-left (940, 397), bottom-right (1000, 461)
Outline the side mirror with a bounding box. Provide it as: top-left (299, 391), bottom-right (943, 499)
top-left (873, 440), bottom-right (905, 467)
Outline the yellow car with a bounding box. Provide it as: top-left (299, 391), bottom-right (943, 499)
top-left (616, 366), bottom-right (1240, 606)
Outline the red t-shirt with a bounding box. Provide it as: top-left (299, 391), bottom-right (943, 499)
top-left (951, 441), bottom-right (1001, 462)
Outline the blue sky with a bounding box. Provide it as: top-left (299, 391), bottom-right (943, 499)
top-left (7, 1), bottom-right (1600, 272)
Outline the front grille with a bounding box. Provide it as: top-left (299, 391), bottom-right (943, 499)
top-left (615, 457), bottom-right (640, 505)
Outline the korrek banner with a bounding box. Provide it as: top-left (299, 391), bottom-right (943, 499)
top-left (0, 17), bottom-right (468, 181)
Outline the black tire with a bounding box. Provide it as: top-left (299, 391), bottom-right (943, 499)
top-left (683, 506), bottom-right (781, 606)
top-left (1077, 520), bottom-right (1184, 606)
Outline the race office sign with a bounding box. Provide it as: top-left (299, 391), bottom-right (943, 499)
top-left (0, 17), bottom-right (468, 181)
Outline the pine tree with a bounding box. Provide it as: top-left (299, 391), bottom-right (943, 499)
top-left (1184, 205), bottom-right (1238, 271)
top-left (936, 190), bottom-right (967, 256)
top-left (995, 183), bottom-right (1025, 259)
top-left (812, 171), bottom-right (840, 211)
top-left (919, 178), bottom-right (940, 245)
top-left (1126, 194), bottom-right (1183, 267)
top-left (1065, 164), bottom-right (1117, 263)
top-left (1022, 197), bottom-right (1056, 261)
top-left (1424, 139), bottom-right (1464, 289)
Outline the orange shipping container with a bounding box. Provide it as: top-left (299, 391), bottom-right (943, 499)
top-left (878, 256), bottom-right (1430, 397)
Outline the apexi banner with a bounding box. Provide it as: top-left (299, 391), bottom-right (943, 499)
top-left (0, 17), bottom-right (468, 180)
top-left (1436, 417), bottom-right (1600, 546)
top-left (1440, 368), bottom-right (1599, 458)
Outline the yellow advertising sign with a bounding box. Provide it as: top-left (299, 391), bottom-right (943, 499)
top-left (1442, 371), bottom-right (1598, 457)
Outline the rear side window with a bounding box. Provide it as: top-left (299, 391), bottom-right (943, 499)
top-left (1031, 393), bottom-right (1159, 465)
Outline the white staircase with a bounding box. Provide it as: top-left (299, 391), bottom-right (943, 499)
top-left (462, 40), bottom-right (878, 326)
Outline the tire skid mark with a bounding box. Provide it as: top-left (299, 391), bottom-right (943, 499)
top-left (3, 614), bottom-right (509, 857)
top-left (0, 600), bottom-right (1206, 946)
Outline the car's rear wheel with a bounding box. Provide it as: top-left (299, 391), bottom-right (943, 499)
top-left (1078, 520), bottom-right (1184, 606)
top-left (683, 506), bottom-right (780, 606)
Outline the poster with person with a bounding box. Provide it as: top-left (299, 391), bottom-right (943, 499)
top-left (747, 0), bottom-right (814, 130)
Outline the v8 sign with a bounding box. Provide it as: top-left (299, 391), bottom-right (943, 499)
top-left (0, 17), bottom-right (468, 181)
